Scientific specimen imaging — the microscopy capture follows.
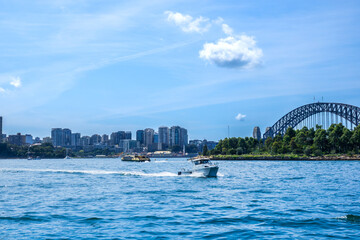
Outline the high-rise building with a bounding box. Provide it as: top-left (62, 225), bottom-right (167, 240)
top-left (25, 134), bottom-right (34, 145)
top-left (43, 137), bottom-right (52, 143)
top-left (181, 128), bottom-right (188, 146)
top-left (71, 133), bottom-right (81, 146)
top-left (170, 126), bottom-right (180, 146)
top-left (144, 128), bottom-right (154, 147)
top-left (63, 128), bottom-right (72, 146)
top-left (170, 126), bottom-right (188, 147)
top-left (264, 127), bottom-right (272, 139)
top-left (125, 131), bottom-right (132, 140)
top-left (51, 128), bottom-right (63, 146)
top-left (8, 133), bottom-right (25, 146)
top-left (90, 134), bottom-right (101, 145)
top-left (101, 134), bottom-right (109, 145)
top-left (119, 131), bottom-right (126, 140)
top-left (80, 136), bottom-right (90, 146)
top-left (136, 130), bottom-right (144, 145)
top-left (120, 139), bottom-right (140, 152)
top-left (110, 131), bottom-right (126, 146)
top-left (158, 126), bottom-right (169, 150)
top-left (51, 128), bottom-right (73, 146)
top-left (153, 133), bottom-right (158, 143)
top-left (253, 126), bottom-right (261, 141)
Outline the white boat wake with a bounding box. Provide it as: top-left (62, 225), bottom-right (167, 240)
top-left (0, 168), bottom-right (180, 177)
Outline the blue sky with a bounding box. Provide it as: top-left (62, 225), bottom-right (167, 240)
top-left (1, 0), bottom-right (360, 141)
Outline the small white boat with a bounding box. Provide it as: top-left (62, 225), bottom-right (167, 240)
top-left (178, 157), bottom-right (219, 177)
top-left (64, 148), bottom-right (71, 159)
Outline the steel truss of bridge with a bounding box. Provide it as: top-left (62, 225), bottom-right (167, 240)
top-left (263, 102), bottom-right (360, 139)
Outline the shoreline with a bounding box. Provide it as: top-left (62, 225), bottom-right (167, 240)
top-left (209, 155), bottom-right (360, 161)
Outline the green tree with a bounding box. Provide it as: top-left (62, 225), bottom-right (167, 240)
top-left (202, 145), bottom-right (208, 156)
top-left (238, 138), bottom-right (247, 154)
top-left (350, 125), bottom-right (360, 153)
top-left (272, 141), bottom-right (282, 154)
top-left (313, 128), bottom-right (328, 152)
top-left (186, 144), bottom-right (198, 153)
top-left (295, 131), bottom-right (306, 149)
top-left (171, 145), bottom-right (182, 153)
top-left (265, 137), bottom-right (273, 152)
top-left (290, 137), bottom-right (299, 153)
top-left (236, 147), bottom-right (244, 155)
top-left (328, 123), bottom-right (344, 153)
top-left (340, 128), bottom-right (352, 153)
top-left (228, 137), bottom-right (238, 149)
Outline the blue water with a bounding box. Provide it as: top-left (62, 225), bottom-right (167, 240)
top-left (1, 158), bottom-right (360, 239)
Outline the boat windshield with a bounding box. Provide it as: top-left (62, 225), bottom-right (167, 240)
top-left (194, 160), bottom-right (209, 165)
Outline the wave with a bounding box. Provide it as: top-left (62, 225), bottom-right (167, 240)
top-left (1, 168), bottom-right (222, 178)
top-left (0, 168), bottom-right (178, 177)
top-left (0, 215), bottom-right (49, 222)
top-left (335, 214), bottom-right (360, 222)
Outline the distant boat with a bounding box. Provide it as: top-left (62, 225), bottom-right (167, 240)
top-left (178, 157), bottom-right (218, 177)
top-left (64, 148), bottom-right (71, 159)
top-left (121, 154), bottom-right (150, 162)
top-left (27, 145), bottom-right (40, 160)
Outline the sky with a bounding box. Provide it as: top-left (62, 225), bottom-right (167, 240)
top-left (1, 0), bottom-right (360, 141)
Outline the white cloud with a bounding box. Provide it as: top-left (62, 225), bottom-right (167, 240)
top-left (164, 11), bottom-right (263, 69)
top-left (235, 113), bottom-right (246, 121)
top-left (0, 87), bottom-right (5, 93)
top-left (199, 35), bottom-right (263, 68)
top-left (165, 11), bottom-right (211, 33)
top-left (10, 76), bottom-right (22, 88)
top-left (222, 23), bottom-right (233, 35)
top-left (213, 17), bottom-right (224, 25)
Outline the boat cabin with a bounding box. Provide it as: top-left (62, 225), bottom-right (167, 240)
top-left (193, 159), bottom-right (210, 165)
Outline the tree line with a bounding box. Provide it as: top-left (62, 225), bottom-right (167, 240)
top-left (0, 142), bottom-right (119, 159)
top-left (0, 142), bottom-right (67, 158)
top-left (209, 123), bottom-right (360, 156)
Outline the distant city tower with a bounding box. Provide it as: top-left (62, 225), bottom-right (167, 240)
top-left (253, 126), bottom-right (261, 141)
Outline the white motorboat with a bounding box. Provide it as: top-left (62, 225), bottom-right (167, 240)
top-left (178, 157), bottom-right (219, 177)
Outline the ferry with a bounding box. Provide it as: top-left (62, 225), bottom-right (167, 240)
top-left (121, 154), bottom-right (151, 162)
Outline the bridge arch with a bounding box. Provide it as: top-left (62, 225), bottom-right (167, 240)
top-left (263, 102), bottom-right (360, 139)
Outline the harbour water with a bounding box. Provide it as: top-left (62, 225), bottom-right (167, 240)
top-left (1, 158), bottom-right (360, 239)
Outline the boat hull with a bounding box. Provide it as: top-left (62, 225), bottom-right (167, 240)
top-left (178, 166), bottom-right (218, 177)
top-left (196, 166), bottom-right (218, 177)
top-left (122, 159), bottom-right (150, 162)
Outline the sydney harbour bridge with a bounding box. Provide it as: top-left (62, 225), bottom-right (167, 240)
top-left (263, 102), bottom-right (360, 139)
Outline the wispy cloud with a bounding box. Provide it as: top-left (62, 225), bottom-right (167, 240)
top-left (10, 76), bottom-right (22, 88)
top-left (165, 11), bottom-right (211, 33)
top-left (235, 113), bottom-right (246, 121)
top-left (221, 23), bottom-right (233, 35)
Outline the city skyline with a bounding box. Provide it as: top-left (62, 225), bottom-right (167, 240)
top-left (1, 1), bottom-right (360, 140)
top-left (3, 120), bottom-right (195, 152)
